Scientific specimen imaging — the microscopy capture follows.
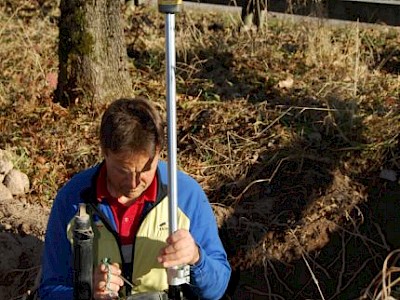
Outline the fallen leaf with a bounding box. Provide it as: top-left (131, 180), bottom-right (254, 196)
top-left (278, 76), bottom-right (294, 89)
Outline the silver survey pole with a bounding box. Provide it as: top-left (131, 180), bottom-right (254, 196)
top-left (164, 12), bottom-right (189, 298)
top-left (166, 13), bottom-right (178, 239)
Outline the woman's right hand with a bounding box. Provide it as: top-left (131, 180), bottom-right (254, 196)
top-left (93, 261), bottom-right (124, 299)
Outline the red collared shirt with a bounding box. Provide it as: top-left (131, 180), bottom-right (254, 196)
top-left (96, 164), bottom-right (157, 247)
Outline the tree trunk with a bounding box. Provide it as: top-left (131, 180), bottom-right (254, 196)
top-left (241, 0), bottom-right (267, 29)
top-left (56, 0), bottom-right (132, 107)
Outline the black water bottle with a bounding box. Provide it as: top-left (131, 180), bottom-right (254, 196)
top-left (73, 203), bottom-right (94, 300)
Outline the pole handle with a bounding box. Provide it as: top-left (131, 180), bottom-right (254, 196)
top-left (158, 0), bottom-right (182, 13)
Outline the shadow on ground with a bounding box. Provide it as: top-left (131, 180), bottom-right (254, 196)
top-left (0, 231), bottom-right (43, 299)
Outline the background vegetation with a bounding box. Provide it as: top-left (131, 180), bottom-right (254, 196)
top-left (1, 0), bottom-right (399, 299)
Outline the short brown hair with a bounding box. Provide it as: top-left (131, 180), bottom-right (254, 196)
top-left (100, 97), bottom-right (164, 157)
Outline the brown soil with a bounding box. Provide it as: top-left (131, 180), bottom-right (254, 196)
top-left (214, 165), bottom-right (400, 299)
top-left (0, 198), bottom-right (49, 299)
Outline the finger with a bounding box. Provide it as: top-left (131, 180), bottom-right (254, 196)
top-left (110, 262), bottom-right (121, 269)
top-left (167, 237), bottom-right (196, 255)
top-left (101, 263), bottom-right (122, 275)
top-left (107, 291), bottom-right (119, 299)
top-left (162, 242), bottom-right (181, 255)
top-left (159, 242), bottom-right (200, 266)
top-left (93, 290), bottom-right (119, 300)
top-left (96, 272), bottom-right (123, 287)
top-left (108, 274), bottom-right (124, 287)
top-left (166, 233), bottom-right (194, 250)
top-left (95, 280), bottom-right (122, 293)
top-left (159, 256), bottom-right (189, 268)
top-left (158, 250), bottom-right (192, 267)
top-left (159, 237), bottom-right (193, 258)
top-left (95, 272), bottom-right (124, 289)
top-left (167, 229), bottom-right (188, 244)
top-left (103, 291), bottom-right (119, 299)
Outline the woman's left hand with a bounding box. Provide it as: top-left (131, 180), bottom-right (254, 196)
top-left (157, 229), bottom-right (200, 268)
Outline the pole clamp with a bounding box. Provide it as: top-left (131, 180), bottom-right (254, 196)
top-left (167, 265), bottom-right (190, 286)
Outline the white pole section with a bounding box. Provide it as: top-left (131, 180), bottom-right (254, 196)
top-left (166, 13), bottom-right (178, 238)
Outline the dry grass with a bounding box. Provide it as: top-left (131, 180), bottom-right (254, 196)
top-left (1, 0), bottom-right (400, 299)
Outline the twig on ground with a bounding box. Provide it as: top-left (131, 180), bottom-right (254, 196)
top-left (361, 250), bottom-right (400, 300)
top-left (243, 285), bottom-right (286, 300)
top-left (329, 257), bottom-right (375, 300)
top-left (381, 249), bottom-right (400, 299)
top-left (288, 228), bottom-right (331, 279)
top-left (266, 259), bottom-right (294, 295)
top-left (262, 257), bottom-right (274, 299)
top-left (254, 107), bottom-right (293, 139)
top-left (336, 231), bottom-right (346, 295)
top-left (372, 221), bottom-right (390, 252)
top-left (233, 153), bottom-right (316, 205)
top-left (301, 252), bottom-right (326, 300)
top-left (345, 208), bottom-right (382, 269)
top-left (329, 219), bottom-right (388, 250)
top-left (288, 229), bottom-right (326, 300)
top-left (326, 230), bottom-right (352, 270)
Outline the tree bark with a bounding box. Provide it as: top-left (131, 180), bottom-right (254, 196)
top-left (56, 0), bottom-right (132, 107)
top-left (241, 0), bottom-right (267, 29)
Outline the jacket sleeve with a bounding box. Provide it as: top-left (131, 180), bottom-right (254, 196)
top-left (185, 183), bottom-right (232, 300)
top-left (39, 186), bottom-right (75, 300)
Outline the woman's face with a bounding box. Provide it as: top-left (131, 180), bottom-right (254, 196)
top-left (104, 149), bottom-right (159, 204)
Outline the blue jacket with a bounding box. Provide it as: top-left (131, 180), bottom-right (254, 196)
top-left (39, 161), bottom-right (231, 300)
